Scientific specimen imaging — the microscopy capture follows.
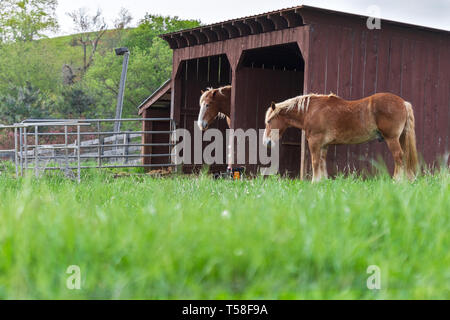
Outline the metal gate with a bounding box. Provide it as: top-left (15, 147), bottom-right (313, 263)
top-left (0, 118), bottom-right (177, 181)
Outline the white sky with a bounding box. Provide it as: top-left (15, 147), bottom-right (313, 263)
top-left (55, 0), bottom-right (450, 36)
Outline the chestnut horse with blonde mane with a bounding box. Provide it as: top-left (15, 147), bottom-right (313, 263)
top-left (197, 85), bottom-right (232, 131)
top-left (264, 93), bottom-right (418, 181)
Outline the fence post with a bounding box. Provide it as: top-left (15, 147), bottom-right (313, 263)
top-left (24, 127), bottom-right (28, 174)
top-left (34, 125), bottom-right (39, 177)
top-left (19, 127), bottom-right (23, 176)
top-left (14, 127), bottom-right (19, 177)
top-left (124, 133), bottom-right (130, 164)
top-left (77, 124), bottom-right (81, 183)
top-left (97, 122), bottom-right (102, 169)
top-left (115, 133), bottom-right (119, 163)
top-left (99, 136), bottom-right (104, 168)
top-left (64, 125), bottom-right (69, 171)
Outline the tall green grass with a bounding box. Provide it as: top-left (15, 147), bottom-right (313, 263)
top-left (0, 169), bottom-right (448, 299)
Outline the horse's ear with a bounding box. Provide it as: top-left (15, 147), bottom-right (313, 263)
top-left (201, 90), bottom-right (205, 94)
top-left (271, 102), bottom-right (276, 110)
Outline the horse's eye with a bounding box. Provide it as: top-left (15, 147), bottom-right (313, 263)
top-left (205, 104), bottom-right (209, 108)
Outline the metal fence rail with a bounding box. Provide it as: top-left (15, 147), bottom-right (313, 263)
top-left (0, 118), bottom-right (177, 181)
top-left (0, 149), bottom-right (15, 161)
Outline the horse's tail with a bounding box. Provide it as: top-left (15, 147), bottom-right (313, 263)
top-left (400, 101), bottom-right (419, 179)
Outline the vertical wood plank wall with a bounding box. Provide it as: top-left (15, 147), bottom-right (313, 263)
top-left (143, 107), bottom-right (171, 168)
top-left (307, 19), bottom-right (450, 175)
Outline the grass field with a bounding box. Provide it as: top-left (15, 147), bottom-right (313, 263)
top-left (0, 166), bottom-right (448, 299)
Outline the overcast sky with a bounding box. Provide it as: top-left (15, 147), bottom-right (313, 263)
top-left (56, 0), bottom-right (450, 36)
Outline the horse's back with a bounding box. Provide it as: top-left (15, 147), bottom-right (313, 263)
top-left (371, 92), bottom-right (405, 107)
top-left (346, 92), bottom-right (407, 120)
top-left (311, 92), bottom-right (407, 144)
top-left (345, 92), bottom-right (402, 105)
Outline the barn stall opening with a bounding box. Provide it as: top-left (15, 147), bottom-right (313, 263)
top-left (139, 5), bottom-right (449, 177)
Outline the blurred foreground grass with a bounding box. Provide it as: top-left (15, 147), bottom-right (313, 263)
top-left (0, 167), bottom-right (448, 299)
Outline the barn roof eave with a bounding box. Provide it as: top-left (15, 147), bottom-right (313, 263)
top-left (160, 5), bottom-right (305, 49)
top-left (160, 5), bottom-right (450, 50)
top-left (138, 79), bottom-right (171, 115)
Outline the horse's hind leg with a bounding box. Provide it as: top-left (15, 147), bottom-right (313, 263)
top-left (320, 146), bottom-right (328, 179)
top-left (385, 137), bottom-right (404, 180)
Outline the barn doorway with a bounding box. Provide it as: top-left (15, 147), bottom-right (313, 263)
top-left (234, 43), bottom-right (305, 177)
top-left (175, 54), bottom-right (232, 172)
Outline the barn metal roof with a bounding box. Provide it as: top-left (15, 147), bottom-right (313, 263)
top-left (160, 5), bottom-right (304, 49)
top-left (161, 5), bottom-right (449, 49)
top-left (137, 79), bottom-right (171, 115)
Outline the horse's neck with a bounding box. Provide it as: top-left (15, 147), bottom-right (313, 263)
top-left (283, 110), bottom-right (305, 129)
top-left (282, 96), bottom-right (311, 129)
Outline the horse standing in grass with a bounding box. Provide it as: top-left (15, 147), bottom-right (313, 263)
top-left (263, 93), bottom-right (418, 182)
top-left (197, 85), bottom-right (232, 131)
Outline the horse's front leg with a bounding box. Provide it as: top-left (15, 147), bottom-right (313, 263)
top-left (308, 137), bottom-right (323, 183)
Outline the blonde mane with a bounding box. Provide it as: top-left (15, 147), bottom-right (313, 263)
top-left (265, 93), bottom-right (337, 123)
top-left (200, 85), bottom-right (231, 104)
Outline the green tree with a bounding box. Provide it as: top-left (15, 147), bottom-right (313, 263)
top-left (0, 12), bottom-right (201, 122)
top-left (85, 15), bottom-right (200, 118)
top-left (0, 40), bottom-right (61, 95)
top-left (56, 85), bottom-right (96, 118)
top-left (85, 38), bottom-right (172, 119)
top-left (125, 14), bottom-right (200, 51)
top-left (0, 0), bottom-right (58, 42)
top-left (0, 82), bottom-right (53, 123)
top-left (85, 39), bottom-right (172, 117)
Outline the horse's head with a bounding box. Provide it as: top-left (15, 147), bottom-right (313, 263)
top-left (198, 88), bottom-right (227, 131)
top-left (263, 102), bottom-right (287, 148)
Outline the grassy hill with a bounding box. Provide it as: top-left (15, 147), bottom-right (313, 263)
top-left (0, 16), bottom-right (199, 128)
top-left (37, 28), bottom-right (134, 79)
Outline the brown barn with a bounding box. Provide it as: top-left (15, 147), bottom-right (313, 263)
top-left (139, 5), bottom-right (450, 177)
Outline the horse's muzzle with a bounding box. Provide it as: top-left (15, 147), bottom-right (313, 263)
top-left (197, 120), bottom-right (209, 131)
top-left (263, 136), bottom-right (272, 148)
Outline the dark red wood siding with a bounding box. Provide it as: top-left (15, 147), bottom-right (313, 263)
top-left (142, 107), bottom-right (171, 168)
top-left (306, 17), bottom-right (450, 175)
